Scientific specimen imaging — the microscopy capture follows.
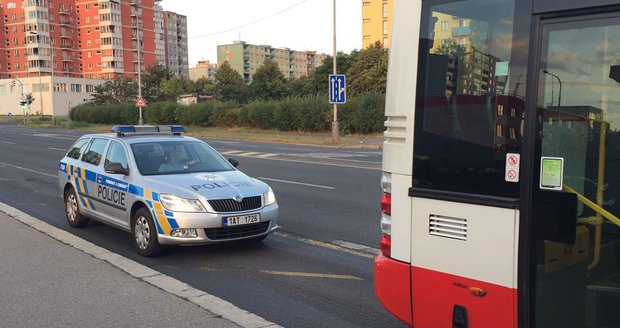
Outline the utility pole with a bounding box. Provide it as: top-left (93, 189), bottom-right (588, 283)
top-left (136, 13), bottom-right (144, 125)
top-left (49, 17), bottom-right (55, 125)
top-left (331, 0), bottom-right (340, 144)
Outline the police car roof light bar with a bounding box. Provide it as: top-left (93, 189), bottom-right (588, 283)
top-left (112, 125), bottom-right (186, 136)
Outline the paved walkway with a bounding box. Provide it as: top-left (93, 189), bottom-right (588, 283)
top-left (0, 207), bottom-right (278, 328)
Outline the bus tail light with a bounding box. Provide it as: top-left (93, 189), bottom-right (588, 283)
top-left (380, 173), bottom-right (392, 258)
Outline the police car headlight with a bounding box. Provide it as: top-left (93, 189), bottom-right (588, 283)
top-left (159, 194), bottom-right (206, 212)
top-left (264, 187), bottom-right (276, 206)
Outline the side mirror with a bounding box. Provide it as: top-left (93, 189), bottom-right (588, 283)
top-left (105, 163), bottom-right (129, 176)
top-left (228, 158), bottom-right (239, 168)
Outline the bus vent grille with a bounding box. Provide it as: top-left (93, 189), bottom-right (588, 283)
top-left (429, 215), bottom-right (467, 241)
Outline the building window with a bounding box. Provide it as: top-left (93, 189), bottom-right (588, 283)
top-left (497, 104), bottom-right (504, 116)
top-left (441, 21), bottom-right (449, 31)
top-left (382, 3), bottom-right (388, 18)
top-left (511, 108), bottom-right (516, 117)
top-left (71, 84), bottom-right (82, 93)
top-left (496, 124), bottom-right (503, 137)
top-left (383, 20), bottom-right (388, 35)
top-left (54, 83), bottom-right (67, 92)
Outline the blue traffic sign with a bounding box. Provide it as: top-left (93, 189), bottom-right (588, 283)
top-left (7, 112), bottom-right (12, 117)
top-left (329, 74), bottom-right (346, 104)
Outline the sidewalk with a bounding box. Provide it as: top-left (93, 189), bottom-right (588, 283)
top-left (0, 209), bottom-right (277, 328)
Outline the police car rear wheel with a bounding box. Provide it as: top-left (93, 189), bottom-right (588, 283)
top-left (132, 208), bottom-right (162, 257)
top-left (65, 188), bottom-right (89, 228)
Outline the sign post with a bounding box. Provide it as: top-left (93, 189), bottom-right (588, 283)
top-left (135, 97), bottom-right (147, 124)
top-left (329, 74), bottom-right (347, 104)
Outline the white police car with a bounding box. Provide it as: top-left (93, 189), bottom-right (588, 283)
top-left (58, 125), bottom-right (278, 256)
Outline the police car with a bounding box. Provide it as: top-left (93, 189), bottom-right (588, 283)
top-left (58, 125), bottom-right (278, 256)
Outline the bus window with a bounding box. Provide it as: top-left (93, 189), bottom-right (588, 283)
top-left (413, 0), bottom-right (528, 198)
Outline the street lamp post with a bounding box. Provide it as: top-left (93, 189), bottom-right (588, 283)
top-left (12, 79), bottom-right (25, 126)
top-left (543, 70), bottom-right (562, 108)
top-left (136, 17), bottom-right (144, 125)
top-left (331, 0), bottom-right (340, 144)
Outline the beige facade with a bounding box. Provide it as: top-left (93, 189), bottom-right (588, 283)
top-left (189, 60), bottom-right (217, 81)
top-left (0, 76), bottom-right (104, 116)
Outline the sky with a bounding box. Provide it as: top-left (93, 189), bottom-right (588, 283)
top-left (158, 0), bottom-right (362, 67)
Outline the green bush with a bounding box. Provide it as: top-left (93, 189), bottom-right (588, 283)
top-left (340, 92), bottom-right (385, 134)
top-left (70, 103), bottom-right (137, 124)
top-left (67, 94), bottom-right (385, 134)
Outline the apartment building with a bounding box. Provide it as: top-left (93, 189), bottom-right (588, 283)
top-left (361, 0), bottom-right (393, 48)
top-left (0, 0), bottom-right (160, 80)
top-left (162, 10), bottom-right (188, 79)
top-left (217, 41), bottom-right (327, 83)
top-left (189, 60), bottom-right (217, 81)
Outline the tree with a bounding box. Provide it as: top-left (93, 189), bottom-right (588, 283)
top-left (309, 51), bottom-right (359, 95)
top-left (345, 41), bottom-right (388, 96)
top-left (214, 61), bottom-right (249, 103)
top-left (90, 78), bottom-right (138, 105)
top-left (159, 77), bottom-right (190, 101)
top-left (191, 77), bottom-right (216, 94)
top-left (287, 74), bottom-right (316, 97)
top-left (250, 59), bottom-right (288, 100)
top-left (141, 64), bottom-right (172, 102)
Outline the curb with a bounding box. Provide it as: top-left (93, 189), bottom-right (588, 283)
top-left (0, 202), bottom-right (282, 328)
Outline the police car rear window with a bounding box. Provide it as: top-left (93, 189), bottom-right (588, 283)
top-left (67, 138), bottom-right (90, 160)
top-left (82, 138), bottom-right (109, 166)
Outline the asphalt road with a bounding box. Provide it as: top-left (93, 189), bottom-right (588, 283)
top-left (0, 122), bottom-right (405, 328)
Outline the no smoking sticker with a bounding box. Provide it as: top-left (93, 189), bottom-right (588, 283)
top-left (505, 153), bottom-right (520, 183)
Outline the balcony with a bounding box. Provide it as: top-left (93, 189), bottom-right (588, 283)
top-left (130, 0), bottom-right (140, 6)
top-left (61, 56), bottom-right (72, 62)
top-left (59, 19), bottom-right (72, 26)
top-left (59, 8), bottom-right (71, 15)
top-left (59, 44), bottom-right (72, 49)
top-left (60, 33), bottom-right (71, 39)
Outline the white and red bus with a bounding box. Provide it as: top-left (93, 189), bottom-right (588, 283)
top-left (375, 0), bottom-right (620, 327)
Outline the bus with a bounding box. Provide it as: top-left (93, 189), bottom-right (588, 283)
top-left (375, 0), bottom-right (620, 327)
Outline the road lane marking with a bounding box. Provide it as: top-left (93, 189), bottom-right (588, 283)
top-left (260, 270), bottom-right (363, 281)
top-left (0, 161), bottom-right (56, 178)
top-left (333, 240), bottom-right (380, 256)
top-left (0, 202), bottom-right (281, 328)
top-left (274, 232), bottom-right (375, 259)
top-left (219, 149), bottom-right (380, 170)
top-left (255, 153), bottom-right (278, 158)
top-left (220, 150), bottom-right (244, 155)
top-left (257, 177), bottom-right (335, 190)
top-left (0, 141), bottom-right (15, 144)
top-left (48, 147), bottom-right (67, 152)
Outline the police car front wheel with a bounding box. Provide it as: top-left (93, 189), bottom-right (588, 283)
top-left (65, 188), bottom-right (89, 228)
top-left (132, 207), bottom-right (163, 257)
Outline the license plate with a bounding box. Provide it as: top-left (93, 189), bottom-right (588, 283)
top-left (223, 214), bottom-right (260, 227)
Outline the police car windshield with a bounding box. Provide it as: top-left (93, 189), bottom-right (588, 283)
top-left (131, 141), bottom-right (234, 176)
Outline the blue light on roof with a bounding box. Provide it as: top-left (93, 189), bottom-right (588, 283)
top-left (111, 125), bottom-right (186, 136)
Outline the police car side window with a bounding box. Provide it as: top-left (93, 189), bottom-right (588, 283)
top-left (104, 141), bottom-right (129, 171)
top-left (67, 138), bottom-right (90, 160)
top-left (82, 138), bottom-right (109, 166)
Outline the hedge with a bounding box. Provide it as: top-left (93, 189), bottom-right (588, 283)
top-left (69, 93), bottom-right (385, 134)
